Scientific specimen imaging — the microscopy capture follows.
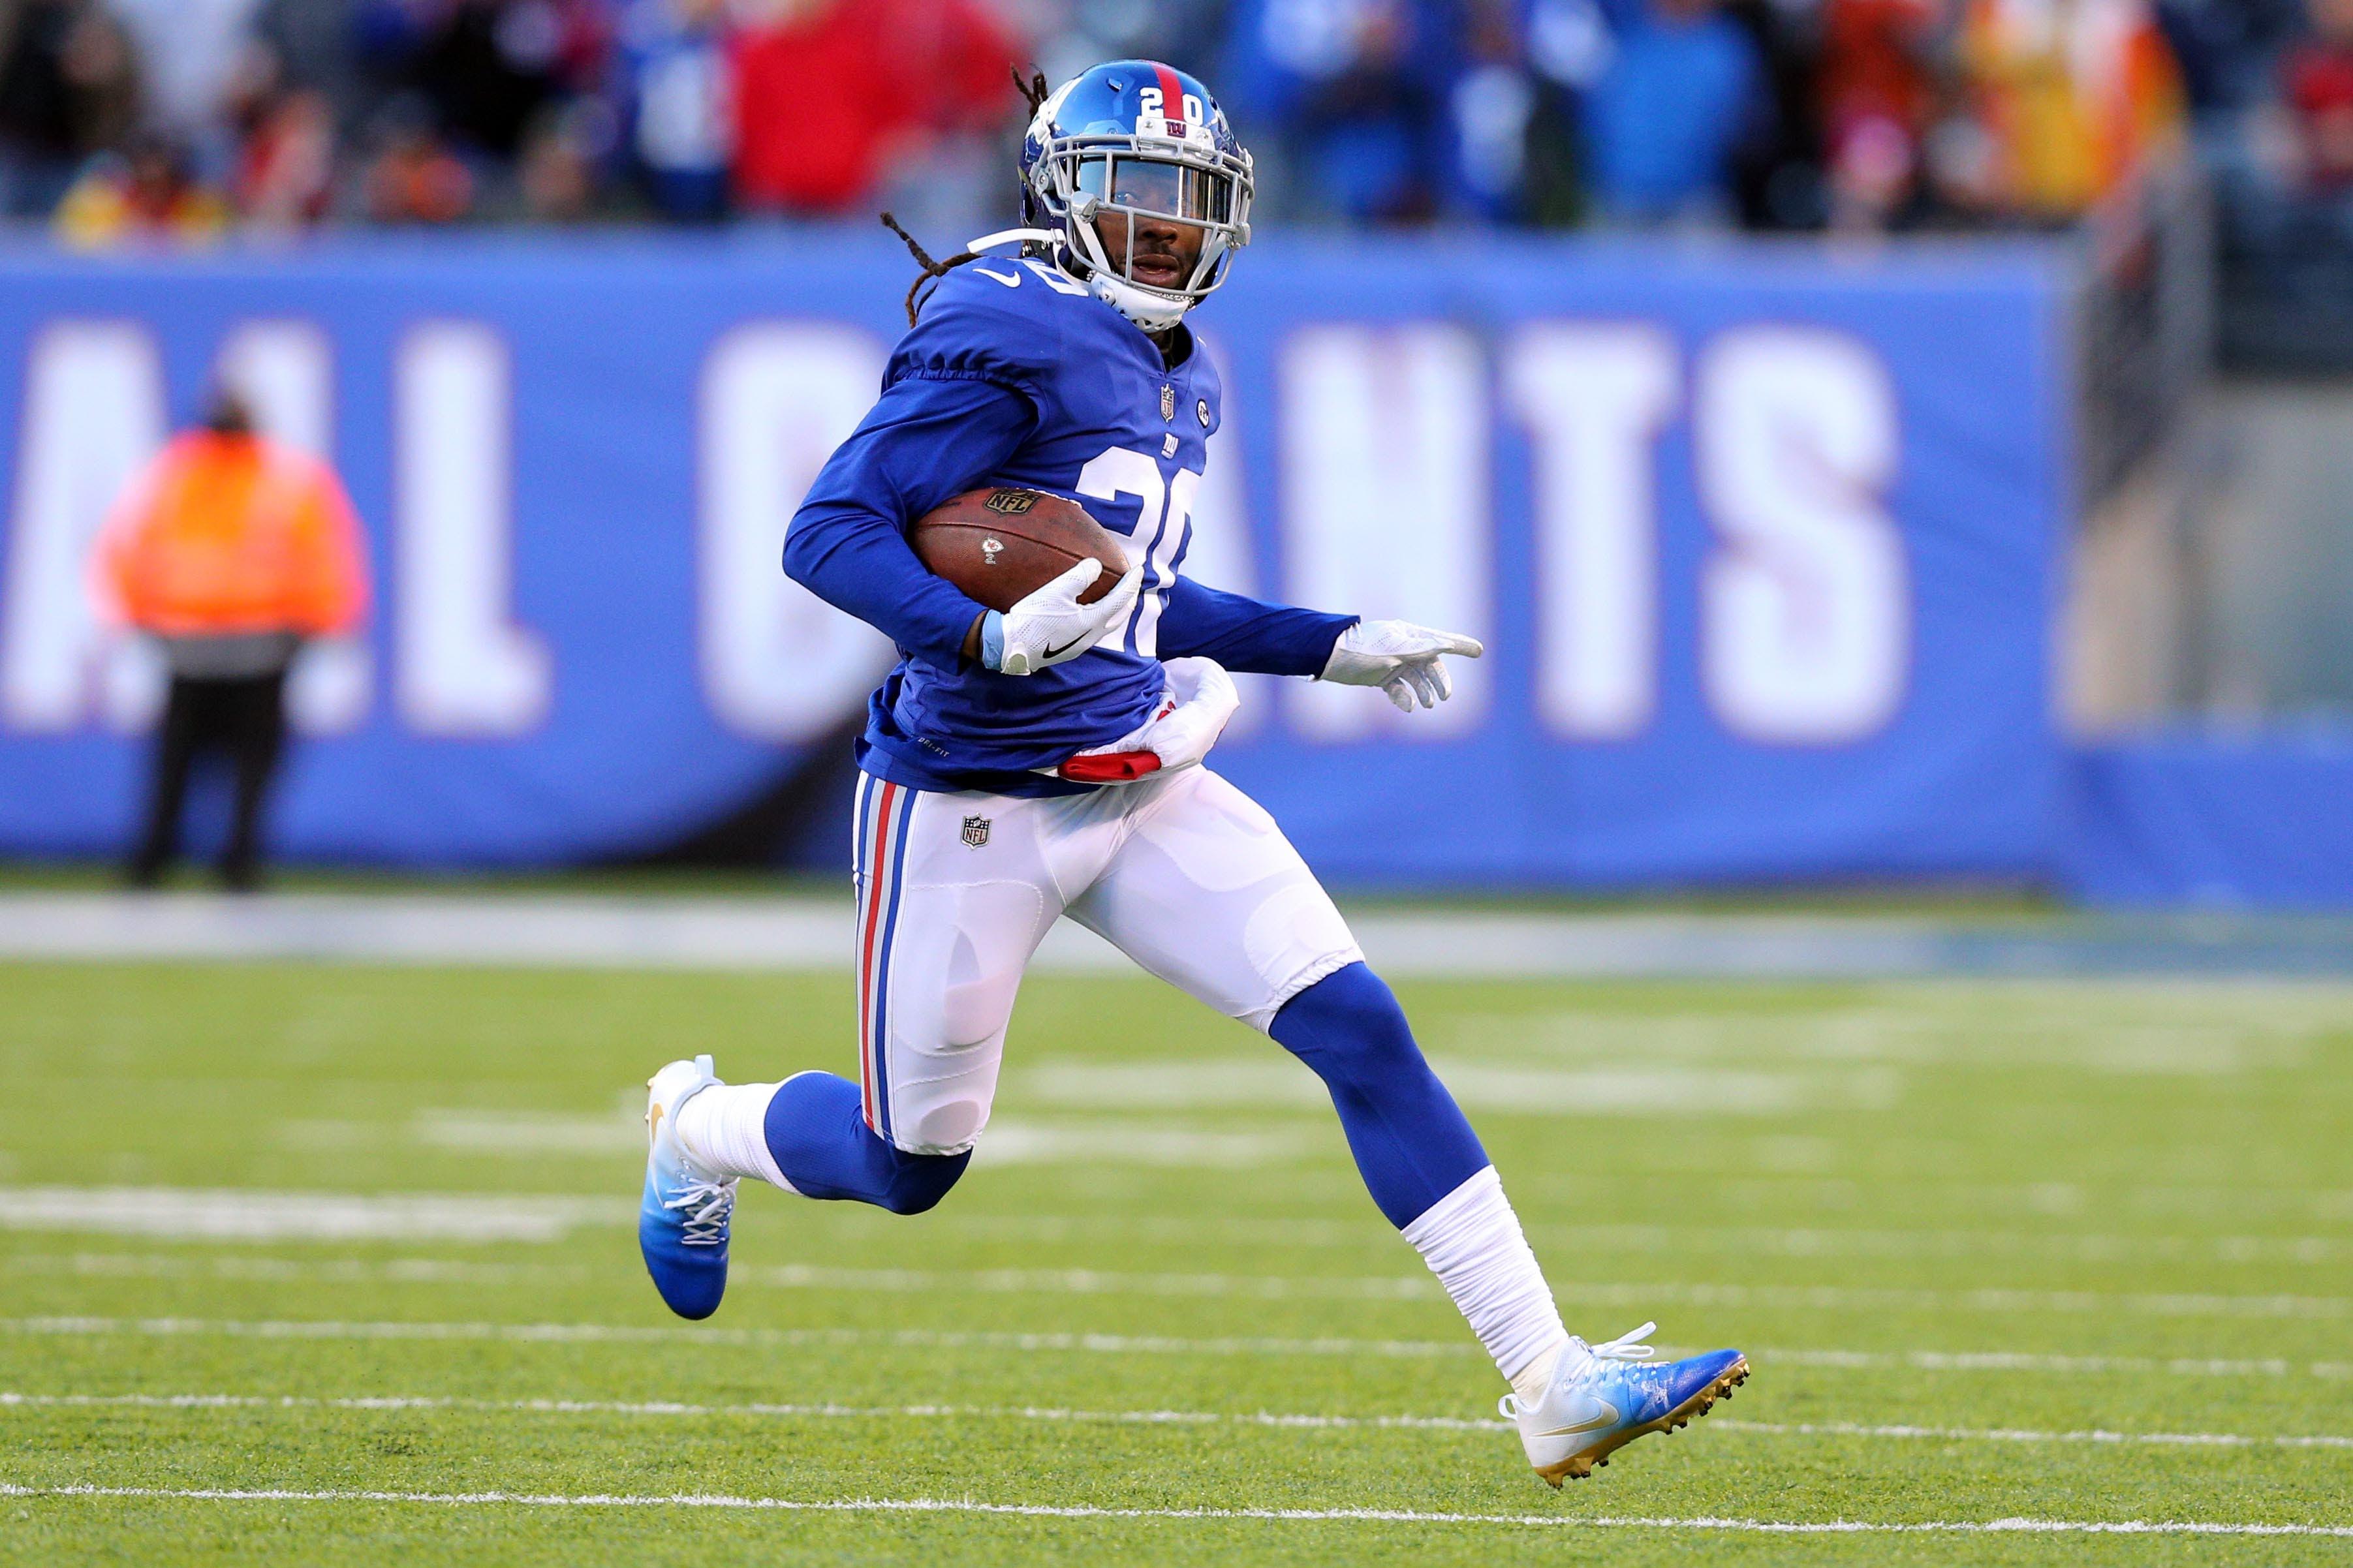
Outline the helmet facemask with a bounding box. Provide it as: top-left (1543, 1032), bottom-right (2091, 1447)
top-left (1029, 132), bottom-right (1253, 331)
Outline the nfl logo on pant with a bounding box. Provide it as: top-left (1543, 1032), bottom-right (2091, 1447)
top-left (961, 814), bottom-right (991, 848)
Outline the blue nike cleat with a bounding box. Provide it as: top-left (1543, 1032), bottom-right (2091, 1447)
top-left (638, 1054), bottom-right (737, 1320)
top-left (1500, 1322), bottom-right (1749, 1484)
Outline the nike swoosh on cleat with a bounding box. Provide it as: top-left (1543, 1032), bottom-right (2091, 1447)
top-left (1538, 1403), bottom-right (1619, 1439)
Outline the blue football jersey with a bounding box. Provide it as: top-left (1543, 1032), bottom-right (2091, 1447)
top-left (794, 256), bottom-right (1226, 793)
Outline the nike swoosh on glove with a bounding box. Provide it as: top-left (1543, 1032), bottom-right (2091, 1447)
top-left (986, 558), bottom-right (1145, 676)
top-left (1320, 620), bottom-right (1484, 711)
top-left (1059, 658), bottom-right (1239, 783)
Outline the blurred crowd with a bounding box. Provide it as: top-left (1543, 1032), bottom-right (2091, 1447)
top-left (0, 0), bottom-right (2341, 245)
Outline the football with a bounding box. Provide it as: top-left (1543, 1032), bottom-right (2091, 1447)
top-left (910, 487), bottom-right (1129, 613)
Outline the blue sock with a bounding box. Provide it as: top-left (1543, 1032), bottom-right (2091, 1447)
top-left (1270, 962), bottom-right (1489, 1229)
top-left (761, 1071), bottom-right (967, 1215)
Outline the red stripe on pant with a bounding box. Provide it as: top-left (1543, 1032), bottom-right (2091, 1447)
top-left (857, 780), bottom-right (898, 1132)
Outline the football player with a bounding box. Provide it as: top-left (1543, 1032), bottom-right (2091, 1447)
top-left (637, 61), bottom-right (1747, 1486)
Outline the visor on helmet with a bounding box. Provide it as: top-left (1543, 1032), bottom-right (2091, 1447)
top-left (1073, 155), bottom-right (1236, 227)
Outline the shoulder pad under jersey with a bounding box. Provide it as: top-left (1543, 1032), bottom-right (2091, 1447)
top-left (888, 257), bottom-right (1109, 393)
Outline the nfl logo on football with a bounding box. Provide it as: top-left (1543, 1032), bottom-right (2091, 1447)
top-left (961, 814), bottom-right (991, 848)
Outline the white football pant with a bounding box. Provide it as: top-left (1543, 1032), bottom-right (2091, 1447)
top-left (849, 765), bottom-right (1365, 1155)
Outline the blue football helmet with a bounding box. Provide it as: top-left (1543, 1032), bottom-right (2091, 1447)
top-left (1014, 61), bottom-right (1254, 332)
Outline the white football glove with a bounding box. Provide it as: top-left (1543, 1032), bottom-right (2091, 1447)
top-left (1320, 619), bottom-right (1485, 711)
top-left (987, 558), bottom-right (1144, 676)
top-left (1065, 657), bottom-right (1238, 780)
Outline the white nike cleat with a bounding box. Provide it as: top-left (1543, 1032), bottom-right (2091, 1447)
top-left (1501, 1322), bottom-right (1749, 1485)
top-left (637, 1054), bottom-right (736, 1320)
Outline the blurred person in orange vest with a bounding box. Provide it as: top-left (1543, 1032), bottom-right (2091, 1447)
top-left (91, 388), bottom-right (370, 891)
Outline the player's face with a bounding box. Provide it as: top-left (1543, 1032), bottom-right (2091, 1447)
top-left (1080, 156), bottom-right (1214, 292)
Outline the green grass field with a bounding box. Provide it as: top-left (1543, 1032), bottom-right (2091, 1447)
top-left (1, 959), bottom-right (2349, 1563)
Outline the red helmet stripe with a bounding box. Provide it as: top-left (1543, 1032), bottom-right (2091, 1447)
top-left (1153, 63), bottom-right (1185, 134)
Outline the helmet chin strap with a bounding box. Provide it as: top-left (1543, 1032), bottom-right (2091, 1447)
top-left (1090, 270), bottom-right (1191, 332)
top-left (965, 226), bottom-right (1059, 253)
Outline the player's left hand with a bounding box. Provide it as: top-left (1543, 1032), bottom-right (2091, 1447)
top-left (1134, 657), bottom-right (1238, 772)
top-left (1060, 657), bottom-right (1238, 782)
top-left (1320, 621), bottom-right (1484, 712)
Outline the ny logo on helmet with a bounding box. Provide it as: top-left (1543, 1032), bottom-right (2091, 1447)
top-left (961, 815), bottom-right (991, 848)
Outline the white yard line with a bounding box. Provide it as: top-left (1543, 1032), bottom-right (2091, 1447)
top-left (409, 1113), bottom-right (1317, 1168)
top-left (1758, 1347), bottom-right (2353, 1377)
top-left (4, 1316), bottom-right (2348, 1379)
top-left (7, 1391), bottom-right (2352, 1453)
top-left (3, 891), bottom-right (2351, 980)
top-left (0, 1315), bottom-right (1478, 1357)
top-left (1715, 1419), bottom-right (2353, 1449)
top-left (1020, 1058), bottom-right (1899, 1116)
top-left (0, 1390), bottom-right (1499, 1432)
top-left (7, 1253), bottom-right (589, 1285)
top-left (732, 1265), bottom-right (2353, 1321)
top-left (11, 1184), bottom-right (2348, 1268)
top-left (7, 1246), bottom-right (2349, 1320)
top-left (3, 1483), bottom-right (2348, 1536)
top-left (0, 1188), bottom-right (630, 1242)
top-left (958, 1213), bottom-right (2353, 1266)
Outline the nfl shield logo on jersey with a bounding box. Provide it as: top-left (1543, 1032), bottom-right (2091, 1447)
top-left (961, 814), bottom-right (991, 848)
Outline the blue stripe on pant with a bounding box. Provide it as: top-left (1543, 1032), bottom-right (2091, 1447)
top-left (868, 784), bottom-right (916, 1145)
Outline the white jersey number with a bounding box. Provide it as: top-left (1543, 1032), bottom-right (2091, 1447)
top-left (1072, 446), bottom-right (1196, 657)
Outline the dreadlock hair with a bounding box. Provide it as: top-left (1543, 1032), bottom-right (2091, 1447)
top-left (879, 212), bottom-right (979, 327)
top-left (1014, 64), bottom-right (1050, 115)
top-left (881, 67), bottom-right (1055, 326)
top-left (1010, 67), bottom-right (1062, 267)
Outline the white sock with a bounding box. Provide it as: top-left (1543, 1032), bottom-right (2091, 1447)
top-left (1400, 1166), bottom-right (1571, 1403)
top-left (673, 1082), bottom-right (794, 1191)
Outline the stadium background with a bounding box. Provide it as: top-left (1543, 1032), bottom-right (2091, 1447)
top-left (2, 1), bottom-right (2352, 1561)
top-left (0, 0), bottom-right (2345, 906)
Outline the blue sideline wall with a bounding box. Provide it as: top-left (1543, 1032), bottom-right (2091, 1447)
top-left (0, 232), bottom-right (2076, 884)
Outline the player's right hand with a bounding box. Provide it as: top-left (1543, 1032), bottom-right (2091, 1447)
top-left (987, 558), bottom-right (1144, 676)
